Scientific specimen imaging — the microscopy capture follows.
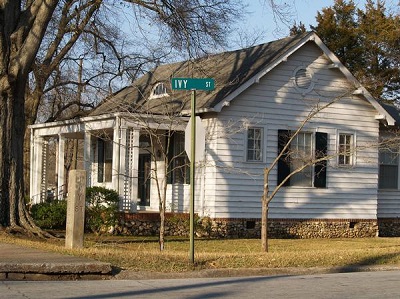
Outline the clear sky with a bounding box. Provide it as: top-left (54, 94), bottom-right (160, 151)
top-left (240, 0), bottom-right (397, 44)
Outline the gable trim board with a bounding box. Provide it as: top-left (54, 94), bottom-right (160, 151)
top-left (208, 32), bottom-right (396, 127)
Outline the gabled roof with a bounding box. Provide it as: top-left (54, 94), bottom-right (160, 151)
top-left (91, 32), bottom-right (312, 116)
top-left (90, 32), bottom-right (397, 126)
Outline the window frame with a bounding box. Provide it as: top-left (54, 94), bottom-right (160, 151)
top-left (290, 131), bottom-right (314, 187)
top-left (337, 132), bottom-right (355, 167)
top-left (277, 130), bottom-right (328, 188)
top-left (150, 82), bottom-right (169, 99)
top-left (292, 66), bottom-right (315, 94)
top-left (167, 131), bottom-right (190, 185)
top-left (379, 146), bottom-right (399, 190)
top-left (246, 127), bottom-right (264, 162)
top-left (97, 137), bottom-right (113, 183)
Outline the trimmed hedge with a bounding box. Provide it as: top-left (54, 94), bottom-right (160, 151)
top-left (30, 200), bottom-right (67, 229)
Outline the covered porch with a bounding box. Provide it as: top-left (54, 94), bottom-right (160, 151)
top-left (29, 113), bottom-right (145, 212)
top-left (29, 111), bottom-right (195, 215)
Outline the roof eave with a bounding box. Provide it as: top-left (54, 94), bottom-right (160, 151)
top-left (313, 34), bottom-right (396, 126)
top-left (211, 32), bottom-right (396, 126)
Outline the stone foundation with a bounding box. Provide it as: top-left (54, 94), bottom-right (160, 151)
top-left (378, 219), bottom-right (400, 237)
top-left (115, 213), bottom-right (379, 239)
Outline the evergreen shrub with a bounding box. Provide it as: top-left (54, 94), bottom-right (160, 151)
top-left (30, 200), bottom-right (67, 229)
top-left (85, 186), bottom-right (120, 234)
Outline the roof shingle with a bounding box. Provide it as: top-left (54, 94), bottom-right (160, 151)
top-left (90, 32), bottom-right (313, 116)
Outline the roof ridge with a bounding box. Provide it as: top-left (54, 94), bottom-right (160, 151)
top-left (90, 31), bottom-right (317, 116)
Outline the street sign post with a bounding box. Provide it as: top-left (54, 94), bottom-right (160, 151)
top-left (171, 77), bottom-right (214, 264)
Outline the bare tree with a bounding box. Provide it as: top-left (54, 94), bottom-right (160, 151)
top-left (259, 88), bottom-right (394, 251)
top-left (0, 0), bottom-right (243, 235)
top-left (112, 85), bottom-right (190, 250)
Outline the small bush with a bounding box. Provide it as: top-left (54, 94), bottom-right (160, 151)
top-left (85, 186), bottom-right (120, 234)
top-left (30, 200), bottom-right (67, 229)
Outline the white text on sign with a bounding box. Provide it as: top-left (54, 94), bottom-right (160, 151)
top-left (173, 79), bottom-right (188, 89)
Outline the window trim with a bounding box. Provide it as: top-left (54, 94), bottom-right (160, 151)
top-left (290, 131), bottom-right (314, 187)
top-left (245, 127), bottom-right (264, 162)
top-left (277, 129), bottom-right (328, 188)
top-left (167, 131), bottom-right (189, 185)
top-left (379, 146), bottom-right (399, 190)
top-left (292, 66), bottom-right (315, 95)
top-left (149, 82), bottom-right (169, 99)
top-left (337, 131), bottom-right (356, 167)
top-left (97, 137), bottom-right (113, 183)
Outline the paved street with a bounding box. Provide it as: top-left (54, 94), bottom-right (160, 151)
top-left (1, 270), bottom-right (400, 299)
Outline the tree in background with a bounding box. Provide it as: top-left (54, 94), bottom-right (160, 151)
top-left (289, 21), bottom-right (306, 36)
top-left (0, 0), bottom-right (242, 235)
top-left (357, 0), bottom-right (400, 101)
top-left (311, 0), bottom-right (400, 101)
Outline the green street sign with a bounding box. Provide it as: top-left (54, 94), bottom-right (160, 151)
top-left (171, 78), bottom-right (214, 91)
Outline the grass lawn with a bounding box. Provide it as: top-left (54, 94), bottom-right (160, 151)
top-left (1, 233), bottom-right (400, 273)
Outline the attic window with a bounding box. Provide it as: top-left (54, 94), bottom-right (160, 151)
top-left (293, 67), bottom-right (314, 94)
top-left (150, 82), bottom-right (168, 99)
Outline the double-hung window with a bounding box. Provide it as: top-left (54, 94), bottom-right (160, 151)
top-left (290, 132), bottom-right (313, 186)
top-left (97, 138), bottom-right (113, 183)
top-left (338, 133), bottom-right (354, 166)
top-left (379, 147), bottom-right (399, 189)
top-left (167, 132), bottom-right (189, 184)
top-left (278, 130), bottom-right (328, 188)
top-left (247, 127), bottom-right (263, 162)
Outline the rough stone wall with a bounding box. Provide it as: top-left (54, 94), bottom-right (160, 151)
top-left (267, 219), bottom-right (378, 238)
top-left (116, 213), bottom-right (379, 238)
top-left (378, 219), bottom-right (400, 237)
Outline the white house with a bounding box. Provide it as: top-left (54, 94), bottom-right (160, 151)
top-left (29, 32), bottom-right (400, 238)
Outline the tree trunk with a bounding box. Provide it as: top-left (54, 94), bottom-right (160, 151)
top-left (0, 0), bottom-right (64, 236)
top-left (0, 78), bottom-right (25, 225)
top-left (261, 200), bottom-right (269, 252)
top-left (261, 167), bottom-right (269, 252)
top-left (159, 200), bottom-right (165, 251)
top-left (0, 77), bottom-right (49, 236)
top-left (159, 170), bottom-right (168, 251)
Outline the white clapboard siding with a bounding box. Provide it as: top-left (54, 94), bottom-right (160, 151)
top-left (203, 41), bottom-right (380, 220)
top-left (378, 190), bottom-right (400, 218)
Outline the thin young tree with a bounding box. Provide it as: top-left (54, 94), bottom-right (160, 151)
top-left (112, 83), bottom-right (190, 250)
top-left (260, 90), bottom-right (354, 252)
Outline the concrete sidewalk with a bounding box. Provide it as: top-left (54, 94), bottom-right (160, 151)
top-left (0, 243), bottom-right (112, 281)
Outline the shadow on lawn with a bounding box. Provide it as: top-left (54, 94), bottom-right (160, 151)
top-left (85, 235), bottom-right (192, 244)
top-left (334, 252), bottom-right (400, 273)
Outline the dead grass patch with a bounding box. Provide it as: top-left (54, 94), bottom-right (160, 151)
top-left (1, 232), bottom-right (400, 273)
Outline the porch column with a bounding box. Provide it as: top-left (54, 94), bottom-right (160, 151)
top-left (29, 135), bottom-right (46, 204)
top-left (126, 129), bottom-right (140, 212)
top-left (112, 119), bottom-right (121, 194)
top-left (57, 134), bottom-right (66, 199)
top-left (113, 121), bottom-right (139, 212)
top-left (118, 126), bottom-right (128, 204)
top-left (83, 130), bottom-right (92, 187)
top-left (40, 139), bottom-right (49, 203)
top-left (30, 131), bottom-right (39, 204)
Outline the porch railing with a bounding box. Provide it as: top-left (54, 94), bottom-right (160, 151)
top-left (29, 184), bottom-right (67, 205)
